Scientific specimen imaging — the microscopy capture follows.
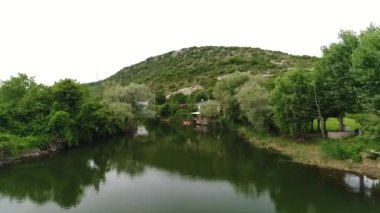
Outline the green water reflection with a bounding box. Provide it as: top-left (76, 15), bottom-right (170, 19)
top-left (0, 122), bottom-right (379, 213)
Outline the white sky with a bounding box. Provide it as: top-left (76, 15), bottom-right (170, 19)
top-left (0, 0), bottom-right (379, 85)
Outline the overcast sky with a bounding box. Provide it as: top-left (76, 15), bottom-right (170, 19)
top-left (0, 0), bottom-right (379, 84)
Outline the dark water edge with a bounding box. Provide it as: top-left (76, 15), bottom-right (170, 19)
top-left (0, 122), bottom-right (380, 213)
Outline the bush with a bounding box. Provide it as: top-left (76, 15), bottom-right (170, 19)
top-left (199, 100), bottom-right (220, 118)
top-left (169, 93), bottom-right (188, 104)
top-left (321, 141), bottom-right (362, 162)
top-left (190, 90), bottom-right (208, 103)
top-left (47, 111), bottom-right (78, 146)
top-left (0, 141), bottom-right (16, 157)
top-left (349, 113), bottom-right (380, 142)
top-left (155, 92), bottom-right (166, 105)
top-left (173, 109), bottom-right (191, 119)
top-left (0, 134), bottom-right (48, 157)
top-left (159, 103), bottom-right (173, 118)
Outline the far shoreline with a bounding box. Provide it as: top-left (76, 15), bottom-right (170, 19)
top-left (237, 127), bottom-right (380, 179)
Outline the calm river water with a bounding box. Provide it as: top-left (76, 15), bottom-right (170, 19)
top-left (0, 122), bottom-right (379, 213)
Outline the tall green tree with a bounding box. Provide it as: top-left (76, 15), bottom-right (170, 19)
top-left (352, 25), bottom-right (380, 111)
top-left (52, 79), bottom-right (84, 114)
top-left (0, 73), bottom-right (35, 103)
top-left (101, 81), bottom-right (155, 122)
top-left (199, 100), bottom-right (220, 119)
top-left (348, 25), bottom-right (380, 141)
top-left (314, 30), bottom-right (359, 131)
top-left (271, 69), bottom-right (315, 135)
top-left (17, 84), bottom-right (53, 120)
top-left (213, 72), bottom-right (250, 120)
top-left (0, 74), bottom-right (47, 135)
top-left (236, 80), bottom-right (271, 131)
top-left (122, 83), bottom-right (154, 110)
top-left (102, 82), bottom-right (154, 118)
top-left (16, 84), bottom-right (53, 135)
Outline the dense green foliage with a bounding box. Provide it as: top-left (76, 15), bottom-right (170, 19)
top-left (267, 25), bottom-right (380, 161)
top-left (199, 100), bottom-right (220, 119)
top-left (0, 75), bottom-right (154, 158)
top-left (315, 26), bottom-right (380, 139)
top-left (98, 46), bottom-right (317, 92)
top-left (347, 26), bottom-right (380, 142)
top-left (101, 82), bottom-right (155, 118)
top-left (213, 72), bottom-right (251, 120)
top-left (235, 78), bottom-right (271, 130)
top-left (352, 26), bottom-right (380, 106)
top-left (321, 141), bottom-right (362, 162)
top-left (314, 31), bottom-right (359, 130)
top-left (269, 25), bottom-right (380, 140)
top-left (271, 69), bottom-right (314, 135)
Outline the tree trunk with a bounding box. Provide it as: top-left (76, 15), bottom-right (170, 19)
top-left (320, 117), bottom-right (325, 138)
top-left (338, 114), bottom-right (344, 131)
top-left (313, 84), bottom-right (325, 138)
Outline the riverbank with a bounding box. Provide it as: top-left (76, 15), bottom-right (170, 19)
top-left (0, 144), bottom-right (63, 167)
top-left (237, 127), bottom-right (380, 179)
top-left (3, 121), bottom-right (380, 180)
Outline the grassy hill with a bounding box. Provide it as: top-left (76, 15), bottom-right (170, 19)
top-left (97, 46), bottom-right (318, 92)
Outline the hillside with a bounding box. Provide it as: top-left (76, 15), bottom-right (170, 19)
top-left (98, 46), bottom-right (318, 92)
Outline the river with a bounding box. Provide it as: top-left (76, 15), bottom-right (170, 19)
top-left (0, 122), bottom-right (379, 213)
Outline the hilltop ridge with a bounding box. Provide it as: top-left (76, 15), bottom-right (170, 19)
top-left (96, 46), bottom-right (318, 92)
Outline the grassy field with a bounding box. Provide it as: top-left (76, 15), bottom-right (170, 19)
top-left (313, 118), bottom-right (360, 131)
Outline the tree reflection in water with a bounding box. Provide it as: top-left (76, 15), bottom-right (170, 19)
top-left (0, 122), bottom-right (379, 213)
